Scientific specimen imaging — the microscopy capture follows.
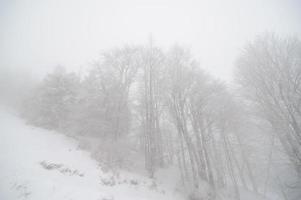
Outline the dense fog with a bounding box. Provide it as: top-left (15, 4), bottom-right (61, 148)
top-left (1, 1), bottom-right (301, 200)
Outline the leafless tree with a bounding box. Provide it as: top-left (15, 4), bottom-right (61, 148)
top-left (236, 34), bottom-right (301, 175)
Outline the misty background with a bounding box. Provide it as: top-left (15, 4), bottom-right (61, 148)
top-left (1, 0), bottom-right (301, 80)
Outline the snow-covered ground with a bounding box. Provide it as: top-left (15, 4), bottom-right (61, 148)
top-left (0, 107), bottom-right (184, 200)
top-left (0, 106), bottom-right (274, 200)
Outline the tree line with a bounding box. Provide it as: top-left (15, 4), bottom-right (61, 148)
top-left (21, 34), bottom-right (301, 199)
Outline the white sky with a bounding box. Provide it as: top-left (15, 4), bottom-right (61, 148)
top-left (0, 0), bottom-right (300, 81)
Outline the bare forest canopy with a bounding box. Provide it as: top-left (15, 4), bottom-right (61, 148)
top-left (2, 34), bottom-right (301, 200)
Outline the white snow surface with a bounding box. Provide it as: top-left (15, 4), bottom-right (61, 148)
top-left (0, 107), bottom-right (184, 200)
top-left (0, 107), bottom-right (272, 200)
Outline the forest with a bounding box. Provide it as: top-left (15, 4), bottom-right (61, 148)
top-left (11, 34), bottom-right (301, 200)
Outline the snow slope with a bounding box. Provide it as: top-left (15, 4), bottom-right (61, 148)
top-left (0, 107), bottom-right (183, 200)
top-left (0, 107), bottom-right (274, 200)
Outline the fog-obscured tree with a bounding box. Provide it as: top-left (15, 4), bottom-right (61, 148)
top-left (236, 34), bottom-right (301, 175)
top-left (136, 40), bottom-right (166, 177)
top-left (22, 66), bottom-right (80, 130)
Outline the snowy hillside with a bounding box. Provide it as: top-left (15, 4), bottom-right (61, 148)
top-left (0, 107), bottom-right (273, 200)
top-left (0, 107), bottom-right (184, 200)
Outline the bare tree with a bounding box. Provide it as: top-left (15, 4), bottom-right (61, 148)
top-left (138, 40), bottom-right (165, 177)
top-left (236, 34), bottom-right (301, 175)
